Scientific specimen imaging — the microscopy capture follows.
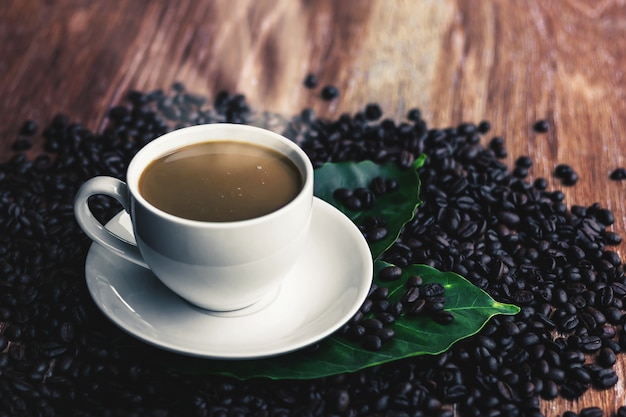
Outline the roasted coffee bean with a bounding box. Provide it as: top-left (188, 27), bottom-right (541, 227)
top-left (555, 312), bottom-right (580, 332)
top-left (554, 163), bottom-right (573, 178)
top-left (374, 327), bottom-right (395, 342)
top-left (579, 407), bottom-right (603, 417)
top-left (563, 350), bottom-right (585, 367)
top-left (398, 150), bottom-right (415, 168)
top-left (406, 275), bottom-right (423, 287)
top-left (606, 306), bottom-right (622, 324)
top-left (303, 74), bottom-right (318, 89)
top-left (515, 155), bottom-right (533, 168)
top-left (354, 187), bottom-right (375, 208)
top-left (369, 176), bottom-right (387, 195)
top-left (370, 286), bottom-right (389, 300)
top-left (333, 187), bottom-right (353, 201)
top-left (12, 138), bottom-right (33, 151)
top-left (347, 325), bottom-right (366, 341)
top-left (422, 283), bottom-right (445, 297)
top-left (609, 167), bottom-right (626, 180)
top-left (362, 318), bottom-right (384, 331)
top-left (363, 215), bottom-right (385, 230)
top-left (597, 347), bottom-right (617, 367)
top-left (580, 336), bottom-right (602, 353)
top-left (563, 171), bottom-right (579, 186)
top-left (591, 367), bottom-right (618, 388)
top-left (320, 85), bottom-right (339, 100)
top-left (19, 119), bottom-right (38, 135)
top-left (406, 108), bottom-right (422, 121)
top-left (501, 320), bottom-right (521, 336)
top-left (568, 366), bottom-right (591, 384)
top-left (385, 178), bottom-right (398, 191)
top-left (533, 177), bottom-right (548, 190)
top-left (376, 312), bottom-right (396, 325)
top-left (390, 301), bottom-right (403, 316)
top-left (426, 295), bottom-right (446, 310)
top-left (360, 299), bottom-right (374, 314)
top-left (343, 196), bottom-right (362, 210)
top-left (541, 379), bottom-right (558, 399)
top-left (432, 311), bottom-right (454, 324)
top-left (595, 209), bottom-right (615, 226)
top-left (368, 227), bottom-right (388, 242)
top-left (379, 266), bottom-right (403, 282)
top-left (560, 379), bottom-right (590, 399)
top-left (362, 335), bottom-right (383, 351)
top-left (406, 299), bottom-right (426, 315)
top-left (351, 310), bottom-right (364, 323)
top-left (533, 119), bottom-right (549, 133)
top-left (402, 287), bottom-right (420, 304)
top-left (597, 286), bottom-right (615, 306)
top-left (375, 299), bottom-right (390, 313)
top-left (364, 103), bottom-right (383, 121)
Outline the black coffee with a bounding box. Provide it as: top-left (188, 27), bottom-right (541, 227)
top-left (139, 141), bottom-right (302, 221)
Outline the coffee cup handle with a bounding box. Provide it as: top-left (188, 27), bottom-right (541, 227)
top-left (74, 176), bottom-right (148, 268)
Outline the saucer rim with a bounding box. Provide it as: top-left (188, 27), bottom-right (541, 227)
top-left (85, 197), bottom-right (373, 359)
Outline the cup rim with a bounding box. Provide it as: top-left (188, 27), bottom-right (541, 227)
top-left (126, 123), bottom-right (314, 227)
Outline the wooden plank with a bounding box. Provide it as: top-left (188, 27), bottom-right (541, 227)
top-left (1, 0), bottom-right (626, 415)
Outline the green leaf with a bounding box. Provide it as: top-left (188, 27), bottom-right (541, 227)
top-left (313, 156), bottom-right (426, 259)
top-left (159, 261), bottom-right (519, 380)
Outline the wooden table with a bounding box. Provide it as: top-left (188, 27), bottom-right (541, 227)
top-left (2, 1), bottom-right (625, 415)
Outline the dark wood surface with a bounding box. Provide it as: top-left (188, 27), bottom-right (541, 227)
top-left (2, 1), bottom-right (626, 415)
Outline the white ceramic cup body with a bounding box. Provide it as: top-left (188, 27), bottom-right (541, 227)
top-left (74, 124), bottom-right (314, 311)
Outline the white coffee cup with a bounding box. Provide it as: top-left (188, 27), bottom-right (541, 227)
top-left (74, 123), bottom-right (314, 311)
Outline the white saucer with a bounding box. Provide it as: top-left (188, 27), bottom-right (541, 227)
top-left (85, 197), bottom-right (373, 359)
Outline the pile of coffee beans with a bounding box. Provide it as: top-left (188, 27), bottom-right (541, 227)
top-left (1, 84), bottom-right (626, 417)
top-left (338, 269), bottom-right (454, 352)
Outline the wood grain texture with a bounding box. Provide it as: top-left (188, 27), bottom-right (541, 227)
top-left (2, 0), bottom-right (626, 415)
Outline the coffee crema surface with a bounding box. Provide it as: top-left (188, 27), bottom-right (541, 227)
top-left (139, 141), bottom-right (302, 222)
